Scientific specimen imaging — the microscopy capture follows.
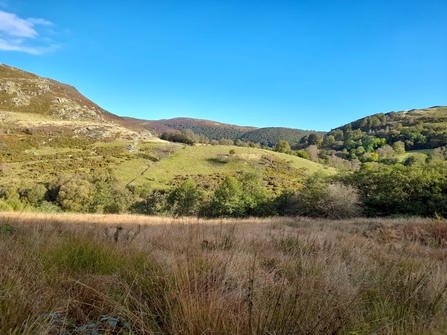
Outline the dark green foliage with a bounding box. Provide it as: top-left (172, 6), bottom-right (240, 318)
top-left (341, 161), bottom-right (447, 217)
top-left (147, 117), bottom-right (253, 141)
top-left (167, 179), bottom-right (201, 216)
top-left (160, 130), bottom-right (196, 145)
top-left (0, 223), bottom-right (18, 235)
top-left (129, 190), bottom-right (168, 215)
top-left (241, 127), bottom-right (325, 147)
top-left (23, 184), bottom-right (47, 206)
top-left (321, 106), bottom-right (447, 161)
top-left (276, 172), bottom-right (362, 219)
top-left (273, 140), bottom-right (292, 154)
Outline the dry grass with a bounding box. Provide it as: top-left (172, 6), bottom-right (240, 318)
top-left (2, 213), bottom-right (447, 334)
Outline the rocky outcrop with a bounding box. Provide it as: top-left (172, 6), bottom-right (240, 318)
top-left (0, 63), bottom-right (152, 140)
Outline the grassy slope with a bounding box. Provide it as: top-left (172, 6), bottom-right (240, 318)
top-left (1, 131), bottom-right (330, 191)
top-left (113, 143), bottom-right (330, 189)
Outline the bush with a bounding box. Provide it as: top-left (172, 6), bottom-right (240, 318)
top-left (167, 179), bottom-right (201, 217)
top-left (200, 176), bottom-right (245, 218)
top-left (56, 179), bottom-right (94, 212)
top-left (130, 190), bottom-right (168, 215)
top-left (0, 200), bottom-right (13, 212)
top-left (282, 173), bottom-right (362, 219)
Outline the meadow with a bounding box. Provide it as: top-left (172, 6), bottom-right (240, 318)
top-left (2, 212), bottom-right (447, 334)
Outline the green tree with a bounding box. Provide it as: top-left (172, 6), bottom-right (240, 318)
top-left (201, 175), bottom-right (244, 218)
top-left (167, 178), bottom-right (201, 217)
top-left (274, 140), bottom-right (292, 154)
top-left (24, 184), bottom-right (47, 206)
top-left (57, 179), bottom-right (94, 212)
top-left (392, 141), bottom-right (406, 154)
top-left (341, 161), bottom-right (447, 217)
top-left (240, 173), bottom-right (273, 216)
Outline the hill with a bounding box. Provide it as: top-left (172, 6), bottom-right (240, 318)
top-left (0, 63), bottom-right (332, 216)
top-left (240, 127), bottom-right (326, 147)
top-left (327, 105), bottom-right (447, 150)
top-left (126, 116), bottom-right (256, 141)
top-left (0, 64), bottom-right (149, 140)
top-left (315, 106), bottom-right (447, 162)
top-left (127, 116), bottom-right (324, 146)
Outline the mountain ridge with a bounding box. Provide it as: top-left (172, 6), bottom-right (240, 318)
top-left (1, 63), bottom-right (446, 150)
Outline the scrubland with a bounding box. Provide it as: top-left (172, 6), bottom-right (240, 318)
top-left (2, 212), bottom-right (447, 334)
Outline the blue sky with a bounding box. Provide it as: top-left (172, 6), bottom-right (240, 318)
top-left (0, 0), bottom-right (446, 131)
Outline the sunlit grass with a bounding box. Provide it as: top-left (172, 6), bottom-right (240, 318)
top-left (2, 212), bottom-right (447, 334)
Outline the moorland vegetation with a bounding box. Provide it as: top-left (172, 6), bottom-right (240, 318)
top-left (3, 64), bottom-right (447, 334)
top-left (2, 213), bottom-right (447, 334)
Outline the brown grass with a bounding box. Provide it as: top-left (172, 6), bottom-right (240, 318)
top-left (2, 213), bottom-right (447, 334)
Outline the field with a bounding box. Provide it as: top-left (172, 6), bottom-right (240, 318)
top-left (2, 212), bottom-right (447, 334)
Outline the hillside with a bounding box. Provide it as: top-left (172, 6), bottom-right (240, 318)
top-left (126, 117), bottom-right (256, 140)
top-left (3, 63), bottom-right (447, 219)
top-left (240, 127), bottom-right (326, 147)
top-left (327, 105), bottom-right (447, 150)
top-left (127, 117), bottom-right (324, 146)
top-left (0, 63), bottom-right (334, 216)
top-left (0, 64), bottom-right (149, 139)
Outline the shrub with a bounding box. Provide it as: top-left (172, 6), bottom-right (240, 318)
top-left (167, 179), bottom-right (201, 217)
top-left (0, 200), bottom-right (13, 211)
top-left (56, 179), bottom-right (94, 212)
top-left (282, 173), bottom-right (362, 219)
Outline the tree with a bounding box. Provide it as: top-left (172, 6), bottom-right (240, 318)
top-left (322, 135), bottom-right (336, 147)
top-left (274, 140), bottom-right (292, 154)
top-left (200, 175), bottom-right (244, 218)
top-left (240, 173), bottom-right (273, 216)
top-left (167, 178), bottom-right (201, 217)
top-left (24, 184), bottom-right (47, 206)
top-left (392, 141), bottom-right (406, 154)
top-left (340, 161), bottom-right (447, 217)
top-left (279, 172), bottom-right (362, 219)
top-left (57, 179), bottom-right (94, 212)
top-left (307, 133), bottom-right (319, 145)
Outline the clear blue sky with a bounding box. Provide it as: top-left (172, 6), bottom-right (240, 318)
top-left (1, 0), bottom-right (446, 131)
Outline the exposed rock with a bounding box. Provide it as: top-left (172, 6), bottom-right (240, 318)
top-left (0, 63), bottom-right (153, 140)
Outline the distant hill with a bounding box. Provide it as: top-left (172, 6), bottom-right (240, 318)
top-left (0, 63), bottom-right (328, 198)
top-left (125, 117), bottom-right (256, 141)
top-left (240, 127), bottom-right (326, 147)
top-left (127, 117), bottom-right (324, 146)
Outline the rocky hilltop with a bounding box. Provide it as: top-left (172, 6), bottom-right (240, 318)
top-left (0, 64), bottom-right (150, 139)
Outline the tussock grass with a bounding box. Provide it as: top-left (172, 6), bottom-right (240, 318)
top-left (2, 213), bottom-right (447, 334)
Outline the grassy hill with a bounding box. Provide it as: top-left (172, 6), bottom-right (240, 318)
top-left (0, 131), bottom-right (328, 192)
top-left (0, 63), bottom-right (329, 200)
top-left (0, 64), bottom-right (148, 139)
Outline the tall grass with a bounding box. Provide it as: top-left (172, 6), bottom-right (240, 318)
top-left (2, 212), bottom-right (447, 334)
